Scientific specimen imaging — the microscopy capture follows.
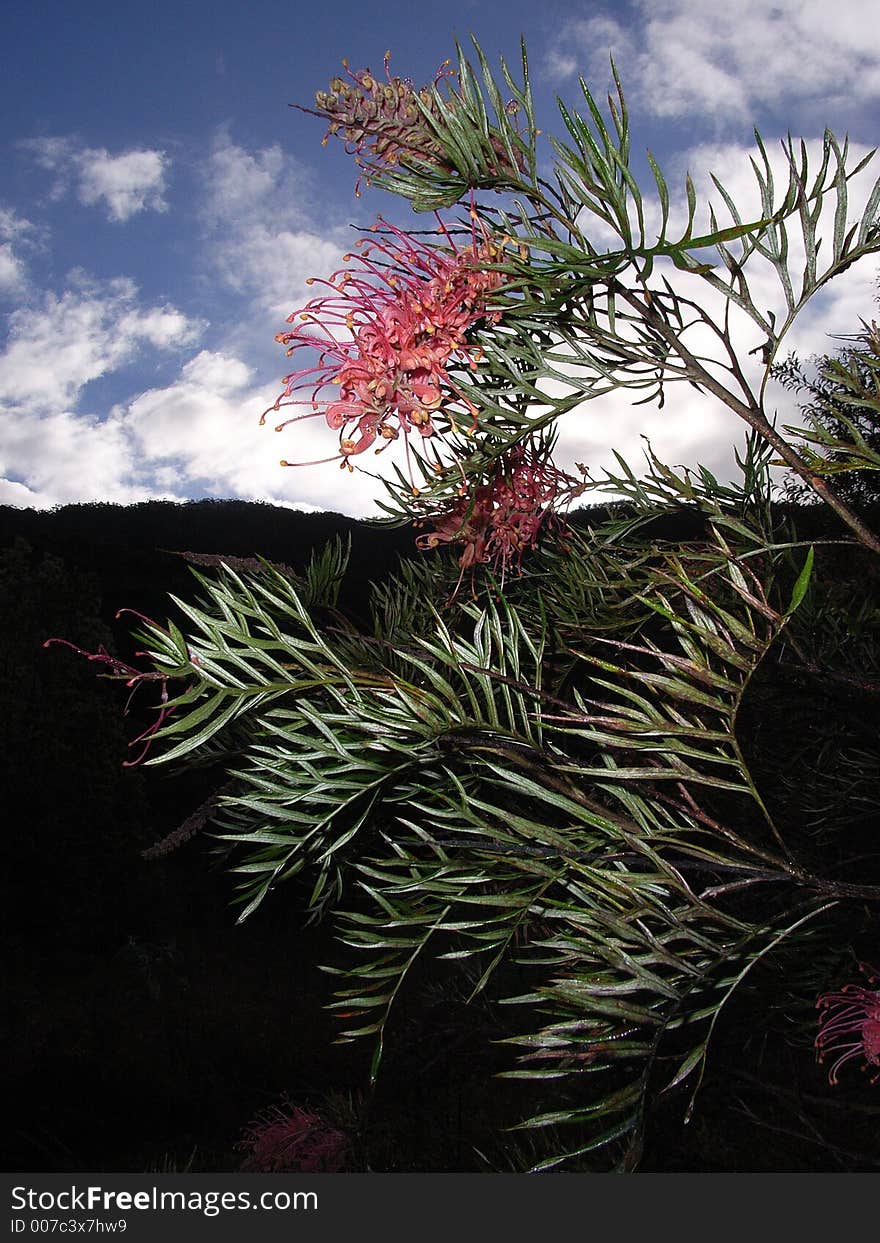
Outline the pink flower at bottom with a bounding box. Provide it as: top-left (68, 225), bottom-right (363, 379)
top-left (815, 963), bottom-right (880, 1085)
top-left (238, 1103), bottom-right (352, 1173)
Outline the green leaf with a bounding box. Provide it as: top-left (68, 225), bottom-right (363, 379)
top-left (786, 545), bottom-right (814, 614)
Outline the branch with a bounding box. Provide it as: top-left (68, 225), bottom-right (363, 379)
top-left (617, 285), bottom-right (880, 555)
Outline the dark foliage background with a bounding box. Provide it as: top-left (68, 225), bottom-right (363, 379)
top-left (1, 501), bottom-right (410, 1173)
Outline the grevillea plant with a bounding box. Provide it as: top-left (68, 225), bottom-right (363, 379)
top-left (816, 964), bottom-right (880, 1085)
top-left (66, 39), bottom-right (880, 1170)
top-left (238, 1101), bottom-right (352, 1173)
top-left (264, 213), bottom-right (506, 477)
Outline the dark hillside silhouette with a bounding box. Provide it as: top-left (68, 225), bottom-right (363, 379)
top-left (0, 500), bottom-right (417, 1171)
top-left (0, 500), bottom-right (417, 629)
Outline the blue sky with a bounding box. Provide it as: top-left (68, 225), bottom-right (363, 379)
top-left (2, 0), bottom-right (879, 514)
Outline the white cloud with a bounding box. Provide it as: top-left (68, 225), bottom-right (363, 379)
top-left (200, 132), bottom-right (346, 321)
top-left (201, 136), bottom-right (290, 226)
top-left (545, 14), bottom-right (628, 84)
top-left (0, 246), bottom-right (26, 295)
top-left (0, 274), bottom-right (203, 413)
top-left (0, 129), bottom-right (381, 513)
top-left (0, 273), bottom-right (207, 507)
top-left (0, 478), bottom-right (41, 506)
top-left (0, 206), bottom-right (40, 295)
top-left (24, 137), bottom-right (169, 222)
top-left (78, 148), bottom-right (169, 222)
top-left (118, 349), bottom-right (386, 515)
top-left (0, 407), bottom-right (158, 508)
top-left (546, 0), bottom-right (880, 126)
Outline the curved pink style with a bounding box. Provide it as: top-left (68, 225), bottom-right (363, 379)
top-left (264, 214), bottom-right (503, 479)
top-left (815, 963), bottom-right (880, 1085)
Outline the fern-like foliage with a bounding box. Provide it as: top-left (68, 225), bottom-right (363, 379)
top-left (775, 316), bottom-right (880, 504)
top-left (116, 451), bottom-right (880, 1170)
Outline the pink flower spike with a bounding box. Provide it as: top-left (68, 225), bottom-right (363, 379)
top-left (815, 963), bottom-right (880, 1085)
top-left (266, 214), bottom-right (504, 486)
top-left (305, 55), bottom-right (457, 193)
top-left (238, 1102), bottom-right (352, 1173)
top-left (416, 441), bottom-right (586, 580)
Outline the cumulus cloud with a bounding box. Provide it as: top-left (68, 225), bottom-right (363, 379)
top-left (0, 273), bottom-right (203, 413)
top-left (0, 340), bottom-right (383, 513)
top-left (0, 246), bottom-right (27, 296)
top-left (0, 408), bottom-right (156, 509)
top-left (118, 349), bottom-right (388, 515)
top-left (200, 132), bottom-right (345, 322)
top-left (0, 128), bottom-right (376, 513)
top-left (0, 273), bottom-right (209, 507)
top-left (0, 248), bottom-right (26, 294)
top-left (0, 206), bottom-right (40, 295)
top-left (545, 0), bottom-right (880, 127)
top-left (24, 137), bottom-right (169, 222)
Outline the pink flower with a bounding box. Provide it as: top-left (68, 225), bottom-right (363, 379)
top-left (304, 53), bottom-right (526, 195)
top-left (815, 963), bottom-right (880, 1085)
top-left (265, 214), bottom-right (503, 482)
top-left (238, 1103), bottom-right (352, 1173)
top-left (306, 54), bottom-right (456, 193)
top-left (416, 442), bottom-right (585, 578)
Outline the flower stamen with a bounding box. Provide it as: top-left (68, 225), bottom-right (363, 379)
top-left (816, 963), bottom-right (880, 1085)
